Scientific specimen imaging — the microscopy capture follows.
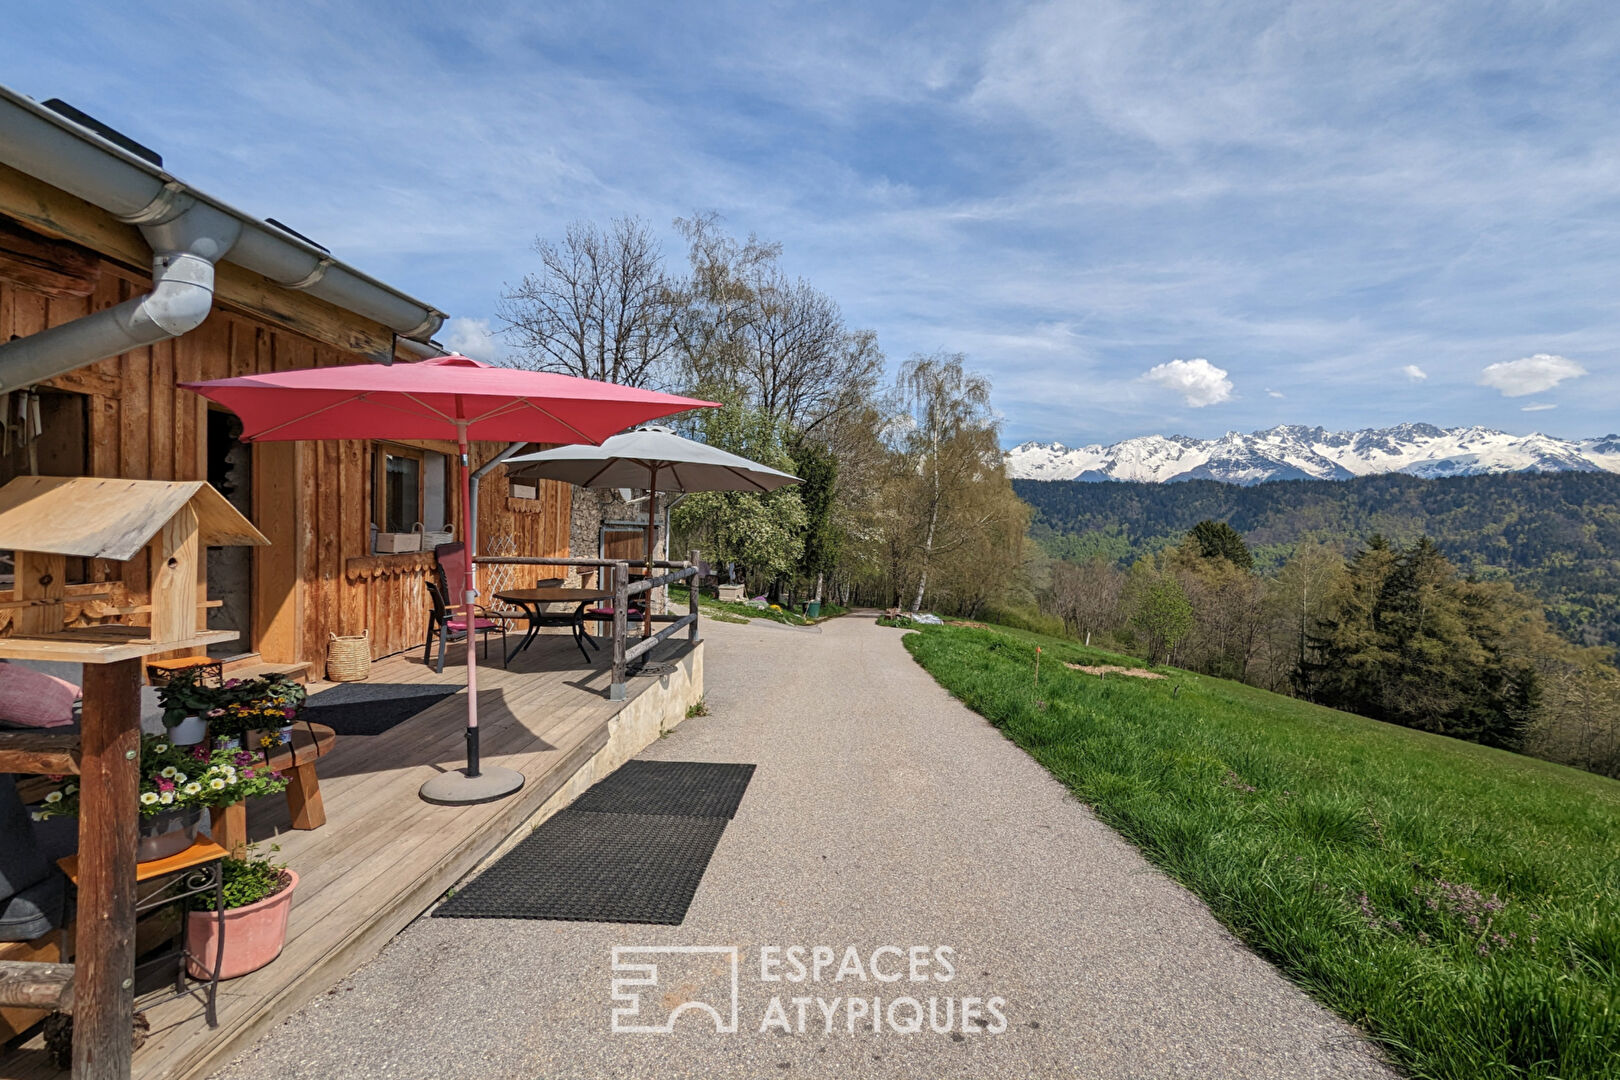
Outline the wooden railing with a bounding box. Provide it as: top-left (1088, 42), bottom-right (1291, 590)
top-left (473, 551), bottom-right (701, 700)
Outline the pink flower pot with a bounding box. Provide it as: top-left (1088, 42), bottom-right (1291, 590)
top-left (185, 870), bottom-right (298, 980)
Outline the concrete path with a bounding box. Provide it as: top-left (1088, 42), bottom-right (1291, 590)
top-left (214, 614), bottom-right (1396, 1079)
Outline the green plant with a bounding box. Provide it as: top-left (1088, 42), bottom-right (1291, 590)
top-left (207, 674), bottom-right (309, 744)
top-left (32, 734), bottom-right (289, 820)
top-left (155, 667), bottom-right (225, 733)
top-left (190, 845), bottom-right (290, 912)
top-left (686, 697), bottom-right (709, 718)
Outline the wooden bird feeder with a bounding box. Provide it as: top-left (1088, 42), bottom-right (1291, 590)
top-left (0, 477), bottom-right (266, 1080)
top-left (0, 476), bottom-right (267, 660)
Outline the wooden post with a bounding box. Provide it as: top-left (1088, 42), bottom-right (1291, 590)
top-left (74, 658), bottom-right (141, 1080)
top-left (610, 562), bottom-right (629, 701)
top-left (688, 549), bottom-right (701, 644)
top-left (209, 802), bottom-right (247, 857)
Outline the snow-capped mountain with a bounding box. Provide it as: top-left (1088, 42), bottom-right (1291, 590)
top-left (1005, 424), bottom-right (1620, 486)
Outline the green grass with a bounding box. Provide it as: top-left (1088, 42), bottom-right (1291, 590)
top-left (671, 585), bottom-right (845, 627)
top-left (900, 622), bottom-right (1620, 1080)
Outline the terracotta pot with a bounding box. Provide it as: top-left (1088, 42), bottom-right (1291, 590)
top-left (185, 870), bottom-right (298, 980)
top-left (137, 808), bottom-right (205, 862)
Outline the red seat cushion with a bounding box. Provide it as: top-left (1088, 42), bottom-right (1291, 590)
top-left (446, 617), bottom-right (500, 632)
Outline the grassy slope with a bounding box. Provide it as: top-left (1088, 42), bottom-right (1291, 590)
top-left (899, 622), bottom-right (1620, 1080)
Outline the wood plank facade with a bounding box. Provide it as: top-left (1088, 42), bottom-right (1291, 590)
top-left (0, 175), bottom-right (573, 667)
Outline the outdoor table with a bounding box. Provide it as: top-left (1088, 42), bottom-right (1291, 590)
top-left (493, 588), bottom-right (611, 664)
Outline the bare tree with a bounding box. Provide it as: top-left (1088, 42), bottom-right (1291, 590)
top-left (498, 216), bottom-right (680, 388)
top-left (671, 213), bottom-right (882, 435)
top-left (1051, 558), bottom-right (1125, 643)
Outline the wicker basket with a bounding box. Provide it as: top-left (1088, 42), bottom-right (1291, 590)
top-left (326, 630), bottom-right (371, 682)
top-left (414, 522), bottom-right (454, 549)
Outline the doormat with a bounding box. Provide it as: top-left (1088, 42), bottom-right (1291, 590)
top-left (300, 684), bottom-right (458, 737)
top-left (568, 760), bottom-right (755, 819)
top-left (431, 811), bottom-right (728, 924)
top-left (433, 760), bottom-right (756, 924)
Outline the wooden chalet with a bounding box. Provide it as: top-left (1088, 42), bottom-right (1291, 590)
top-left (0, 85), bottom-right (706, 1080)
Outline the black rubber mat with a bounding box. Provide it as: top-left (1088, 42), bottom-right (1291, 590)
top-left (567, 760), bottom-right (756, 818)
top-left (432, 811), bottom-right (729, 924)
top-left (301, 684), bottom-right (458, 737)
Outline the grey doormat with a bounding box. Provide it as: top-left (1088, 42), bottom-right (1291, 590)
top-left (567, 760), bottom-right (756, 819)
top-left (431, 811), bottom-right (729, 924)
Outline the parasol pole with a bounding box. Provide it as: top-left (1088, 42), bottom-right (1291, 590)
top-left (419, 423), bottom-right (525, 804)
top-left (643, 464), bottom-right (658, 639)
top-left (459, 427), bottom-right (480, 776)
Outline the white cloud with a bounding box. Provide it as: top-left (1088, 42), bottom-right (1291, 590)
top-left (1403, 365), bottom-right (1427, 381)
top-left (1521, 402), bottom-right (1558, 412)
top-left (1479, 354), bottom-right (1586, 397)
top-left (1266, 388), bottom-right (1284, 398)
top-left (443, 317), bottom-right (499, 363)
top-left (1142, 358), bottom-right (1233, 407)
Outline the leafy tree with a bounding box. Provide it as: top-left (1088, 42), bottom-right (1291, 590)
top-left (789, 437), bottom-right (839, 602)
top-left (1189, 519), bottom-right (1254, 570)
top-left (1301, 536), bottom-right (1543, 751)
top-left (671, 399), bottom-right (806, 583)
top-left (1127, 564), bottom-right (1194, 665)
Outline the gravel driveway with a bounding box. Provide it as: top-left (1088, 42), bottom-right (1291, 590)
top-left (213, 614), bottom-right (1397, 1079)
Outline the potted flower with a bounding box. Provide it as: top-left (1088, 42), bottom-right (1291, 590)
top-left (208, 674), bottom-right (307, 752)
top-left (185, 845), bottom-right (297, 979)
top-left (33, 735), bottom-right (290, 862)
top-left (155, 666), bottom-right (221, 746)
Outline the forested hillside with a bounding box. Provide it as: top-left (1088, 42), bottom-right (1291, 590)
top-left (1015, 472), bottom-right (1620, 648)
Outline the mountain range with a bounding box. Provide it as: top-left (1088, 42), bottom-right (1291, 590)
top-left (1005, 424), bottom-right (1620, 486)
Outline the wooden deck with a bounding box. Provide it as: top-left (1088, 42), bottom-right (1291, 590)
top-left (2, 631), bottom-right (701, 1080)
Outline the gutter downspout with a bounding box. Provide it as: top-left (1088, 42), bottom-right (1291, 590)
top-left (0, 191), bottom-right (240, 391)
top-left (467, 442), bottom-right (529, 559)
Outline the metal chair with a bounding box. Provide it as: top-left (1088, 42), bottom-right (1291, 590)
top-left (423, 576), bottom-right (507, 674)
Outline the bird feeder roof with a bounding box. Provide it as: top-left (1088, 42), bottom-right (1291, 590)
top-left (0, 476), bottom-right (267, 561)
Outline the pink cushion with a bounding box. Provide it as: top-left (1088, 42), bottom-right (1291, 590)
top-left (0, 662), bottom-right (81, 728)
top-left (447, 617), bottom-right (499, 632)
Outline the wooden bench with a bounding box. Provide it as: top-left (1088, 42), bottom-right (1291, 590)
top-left (209, 723), bottom-right (336, 854)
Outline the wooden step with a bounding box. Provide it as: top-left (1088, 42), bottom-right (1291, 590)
top-left (0, 961), bottom-right (74, 1012)
top-left (220, 654), bottom-right (311, 684)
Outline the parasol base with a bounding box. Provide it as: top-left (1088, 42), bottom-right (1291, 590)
top-left (419, 766), bottom-right (526, 805)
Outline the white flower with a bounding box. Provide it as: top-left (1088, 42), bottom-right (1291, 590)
top-left (140, 792), bottom-right (159, 805)
top-left (153, 743), bottom-right (169, 753)
top-left (64, 784), bottom-right (77, 795)
top-left (174, 772), bottom-right (187, 784)
top-left (208, 778), bottom-right (226, 791)
top-left (160, 766), bottom-right (177, 778)
top-left (43, 791), bottom-right (62, 804)
top-left (31, 811), bottom-right (44, 821)
top-left (182, 782), bottom-right (202, 796)
top-left (159, 792), bottom-right (174, 805)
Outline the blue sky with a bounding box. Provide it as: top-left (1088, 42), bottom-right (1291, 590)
top-left (7, 1), bottom-right (1619, 445)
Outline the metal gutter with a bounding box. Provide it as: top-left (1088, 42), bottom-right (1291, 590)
top-left (0, 83), bottom-right (447, 389)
